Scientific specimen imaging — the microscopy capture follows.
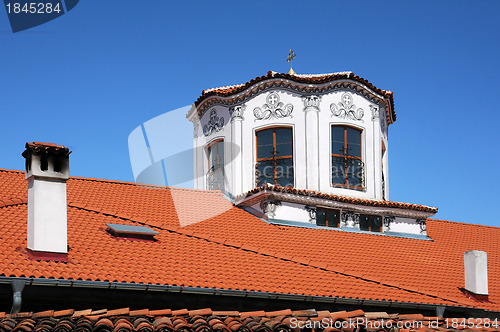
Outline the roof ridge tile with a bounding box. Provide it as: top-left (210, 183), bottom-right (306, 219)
top-left (0, 168), bottom-right (24, 174)
top-left (188, 309), bottom-right (212, 316)
top-left (148, 309), bottom-right (172, 316)
top-left (129, 309), bottom-right (149, 316)
top-left (171, 309), bottom-right (189, 316)
top-left (102, 308), bottom-right (129, 317)
top-left (240, 310), bottom-right (266, 318)
top-left (72, 309), bottom-right (92, 318)
top-left (429, 218), bottom-right (500, 230)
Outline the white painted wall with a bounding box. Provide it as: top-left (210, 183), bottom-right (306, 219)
top-left (27, 177), bottom-right (68, 253)
top-left (24, 149), bottom-right (69, 254)
top-left (252, 203), bottom-right (425, 236)
top-left (464, 250), bottom-right (489, 295)
top-left (272, 202), bottom-right (312, 223)
top-left (385, 217), bottom-right (423, 235)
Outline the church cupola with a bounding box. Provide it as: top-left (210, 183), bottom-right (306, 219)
top-left (188, 70), bottom-right (393, 200)
top-left (188, 69), bottom-right (436, 238)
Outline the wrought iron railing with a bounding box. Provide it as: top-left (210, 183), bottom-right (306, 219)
top-left (255, 161), bottom-right (294, 187)
top-left (206, 165), bottom-right (225, 190)
top-left (331, 156), bottom-right (365, 188)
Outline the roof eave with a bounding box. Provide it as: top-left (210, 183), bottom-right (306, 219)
top-left (235, 187), bottom-right (437, 218)
top-left (0, 276), bottom-right (489, 314)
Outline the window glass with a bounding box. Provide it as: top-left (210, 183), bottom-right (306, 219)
top-left (331, 126), bottom-right (345, 155)
top-left (326, 209), bottom-right (340, 228)
top-left (276, 158), bottom-right (294, 187)
top-left (207, 141), bottom-right (224, 190)
top-left (359, 215), bottom-right (370, 231)
top-left (372, 216), bottom-right (382, 233)
top-left (256, 160), bottom-right (274, 185)
top-left (359, 214), bottom-right (382, 232)
top-left (256, 127), bottom-right (294, 187)
top-left (346, 159), bottom-right (363, 187)
top-left (332, 126), bottom-right (344, 142)
top-left (275, 128), bottom-right (293, 157)
top-left (332, 157), bottom-right (345, 184)
top-left (346, 127), bottom-right (361, 158)
top-left (331, 125), bottom-right (363, 187)
top-left (316, 209), bottom-right (326, 226)
top-left (316, 208), bottom-right (340, 228)
top-left (256, 130), bottom-right (274, 159)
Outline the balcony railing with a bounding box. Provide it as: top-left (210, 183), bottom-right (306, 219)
top-left (331, 156), bottom-right (365, 188)
top-left (206, 165), bottom-right (224, 190)
top-left (255, 162), bottom-right (294, 187)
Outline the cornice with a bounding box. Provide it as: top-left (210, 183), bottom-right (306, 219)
top-left (187, 71), bottom-right (395, 125)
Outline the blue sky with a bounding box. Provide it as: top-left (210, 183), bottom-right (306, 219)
top-left (1, 1), bottom-right (499, 227)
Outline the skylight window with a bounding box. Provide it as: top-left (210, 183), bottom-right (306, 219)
top-left (106, 223), bottom-right (158, 240)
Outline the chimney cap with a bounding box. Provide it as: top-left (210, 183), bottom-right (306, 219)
top-left (22, 142), bottom-right (71, 158)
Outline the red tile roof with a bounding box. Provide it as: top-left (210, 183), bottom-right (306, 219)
top-left (191, 71), bottom-right (396, 124)
top-left (0, 308), bottom-right (493, 332)
top-left (22, 142), bottom-right (71, 156)
top-left (0, 169), bottom-right (499, 313)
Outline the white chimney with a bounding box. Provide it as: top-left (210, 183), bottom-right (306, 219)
top-left (22, 142), bottom-right (70, 254)
top-left (464, 250), bottom-right (488, 296)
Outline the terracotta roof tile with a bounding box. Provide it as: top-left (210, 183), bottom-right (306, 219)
top-left (171, 309), bottom-right (189, 316)
top-left (240, 311), bottom-right (266, 318)
top-left (129, 309), bottom-right (149, 316)
top-left (188, 309), bottom-right (212, 316)
top-left (23, 142), bottom-right (70, 156)
top-left (72, 309), bottom-right (92, 318)
top-left (148, 309), bottom-right (172, 316)
top-left (0, 308), bottom-right (488, 332)
top-left (102, 308), bottom-right (129, 317)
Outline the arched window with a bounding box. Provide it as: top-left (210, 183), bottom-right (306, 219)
top-left (206, 140), bottom-right (224, 190)
top-left (256, 127), bottom-right (294, 187)
top-left (331, 125), bottom-right (364, 188)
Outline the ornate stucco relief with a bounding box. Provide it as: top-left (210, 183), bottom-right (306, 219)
top-left (203, 109), bottom-right (225, 136)
top-left (193, 119), bottom-right (200, 138)
top-left (253, 92), bottom-right (293, 120)
top-left (370, 103), bottom-right (387, 136)
top-left (330, 92), bottom-right (364, 121)
top-left (229, 104), bottom-right (246, 122)
top-left (302, 95), bottom-right (321, 112)
top-left (341, 210), bottom-right (360, 227)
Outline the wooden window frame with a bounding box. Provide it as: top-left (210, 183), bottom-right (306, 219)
top-left (331, 125), bottom-right (364, 189)
top-left (255, 126), bottom-right (294, 187)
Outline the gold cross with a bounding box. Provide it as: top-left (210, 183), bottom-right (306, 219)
top-left (287, 49), bottom-right (296, 75)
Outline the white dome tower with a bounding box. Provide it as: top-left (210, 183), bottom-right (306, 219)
top-left (187, 71), bottom-right (436, 237)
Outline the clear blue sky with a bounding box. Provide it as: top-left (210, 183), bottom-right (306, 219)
top-left (1, 1), bottom-right (499, 227)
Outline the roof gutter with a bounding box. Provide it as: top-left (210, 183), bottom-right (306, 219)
top-left (0, 276), bottom-right (491, 316)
